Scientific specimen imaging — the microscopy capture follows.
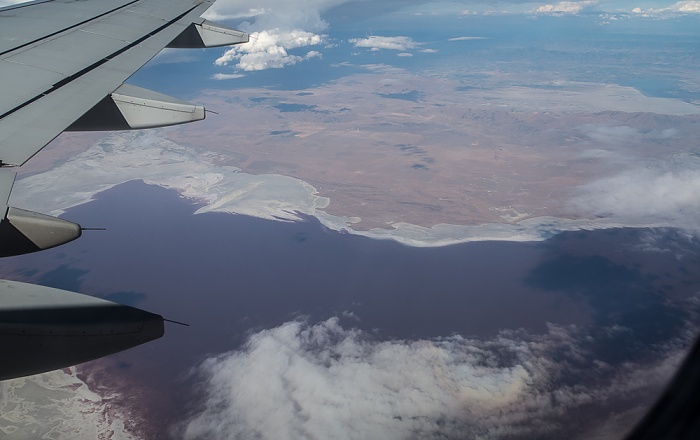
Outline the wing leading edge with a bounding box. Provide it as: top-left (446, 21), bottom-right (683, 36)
top-left (0, 0), bottom-right (247, 166)
top-left (0, 0), bottom-right (248, 380)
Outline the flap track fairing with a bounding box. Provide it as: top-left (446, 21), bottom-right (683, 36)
top-left (0, 279), bottom-right (164, 380)
top-left (168, 20), bottom-right (249, 48)
top-left (0, 207), bottom-right (82, 257)
top-left (67, 84), bottom-right (205, 131)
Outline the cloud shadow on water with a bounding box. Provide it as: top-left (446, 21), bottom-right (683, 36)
top-left (524, 241), bottom-right (690, 364)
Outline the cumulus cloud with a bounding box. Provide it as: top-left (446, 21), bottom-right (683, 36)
top-left (631, 1), bottom-right (700, 17)
top-left (568, 155), bottom-right (700, 232)
top-left (215, 29), bottom-right (324, 71)
top-left (207, 0), bottom-right (346, 72)
top-left (179, 317), bottom-right (691, 440)
top-left (675, 0), bottom-right (700, 12)
top-left (349, 36), bottom-right (418, 51)
top-left (535, 1), bottom-right (597, 14)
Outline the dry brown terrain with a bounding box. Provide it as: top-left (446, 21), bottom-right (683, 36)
top-left (21, 71), bottom-right (699, 231)
top-left (162, 71), bottom-right (700, 229)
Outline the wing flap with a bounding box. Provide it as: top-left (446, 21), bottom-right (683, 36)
top-left (6, 29), bottom-right (129, 76)
top-left (0, 170), bottom-right (15, 206)
top-left (124, 0), bottom-right (203, 20)
top-left (0, 0), bottom-right (140, 55)
top-left (0, 60), bottom-right (65, 114)
top-left (79, 10), bottom-right (168, 42)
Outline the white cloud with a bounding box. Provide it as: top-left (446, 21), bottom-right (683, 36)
top-left (535, 1), bottom-right (597, 14)
top-left (178, 318), bottom-right (691, 440)
top-left (567, 155), bottom-right (700, 232)
top-left (204, 0), bottom-right (349, 31)
top-left (215, 29), bottom-right (324, 71)
top-left (632, 1), bottom-right (700, 17)
top-left (349, 36), bottom-right (418, 51)
top-left (448, 36), bottom-right (487, 41)
top-left (397, 52), bottom-right (413, 57)
top-left (206, 0), bottom-right (347, 72)
top-left (676, 0), bottom-right (700, 12)
top-left (211, 73), bottom-right (246, 80)
top-left (578, 124), bottom-right (678, 146)
top-left (204, 6), bottom-right (267, 21)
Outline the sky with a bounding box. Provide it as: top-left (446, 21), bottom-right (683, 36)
top-left (1, 1), bottom-right (700, 439)
top-left (198, 0), bottom-right (700, 73)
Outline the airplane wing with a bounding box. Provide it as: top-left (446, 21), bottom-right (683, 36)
top-left (0, 0), bottom-right (248, 380)
top-left (0, 0), bottom-right (247, 167)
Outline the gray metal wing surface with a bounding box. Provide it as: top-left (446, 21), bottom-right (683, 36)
top-left (0, 0), bottom-right (223, 166)
top-left (0, 0), bottom-right (248, 380)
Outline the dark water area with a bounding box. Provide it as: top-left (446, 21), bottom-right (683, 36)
top-left (2, 180), bottom-right (699, 435)
top-left (5, 181), bottom-right (592, 343)
top-left (3, 180), bottom-right (698, 357)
